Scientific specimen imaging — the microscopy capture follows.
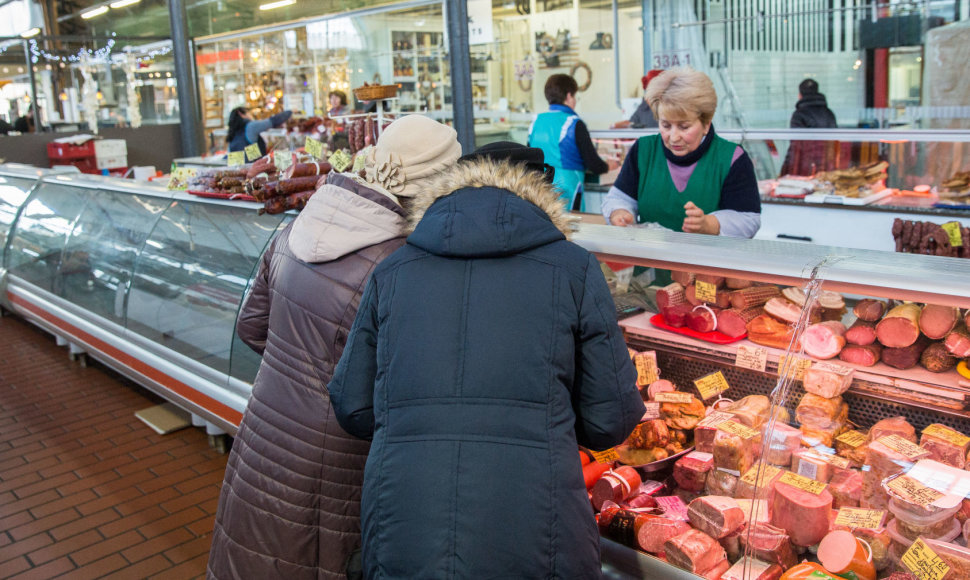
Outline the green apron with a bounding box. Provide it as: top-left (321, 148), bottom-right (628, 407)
top-left (635, 134), bottom-right (736, 286)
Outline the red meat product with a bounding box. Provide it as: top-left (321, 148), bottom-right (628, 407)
top-left (582, 462), bottom-right (611, 490)
top-left (673, 451), bottom-right (714, 492)
top-left (920, 424), bottom-right (970, 468)
top-left (839, 343), bottom-right (882, 367)
top-left (687, 495), bottom-right (745, 539)
top-left (875, 303), bottom-right (922, 348)
top-left (694, 411), bottom-right (735, 454)
top-left (622, 493), bottom-right (659, 510)
top-left (591, 466), bottom-right (642, 511)
top-left (260, 189), bottom-right (316, 215)
top-left (598, 506), bottom-right (689, 554)
top-left (866, 436), bottom-right (929, 473)
top-left (804, 361), bottom-right (854, 398)
top-left (713, 426), bottom-right (760, 475)
top-left (921, 341), bottom-right (958, 373)
top-left (661, 303), bottom-right (691, 328)
top-left (792, 449), bottom-right (836, 483)
top-left (868, 416), bottom-right (916, 443)
top-left (920, 304), bottom-right (960, 339)
top-left (646, 379), bottom-right (676, 400)
top-left (881, 336), bottom-right (930, 369)
top-left (845, 319), bottom-right (877, 345)
top-left (853, 299), bottom-right (887, 322)
top-left (719, 527), bottom-right (743, 563)
top-left (725, 277), bottom-right (755, 289)
top-left (671, 271), bottom-right (695, 287)
top-left (802, 321), bottom-right (847, 359)
top-left (746, 314), bottom-right (797, 350)
top-left (706, 468), bottom-right (740, 497)
top-left (719, 307), bottom-right (761, 338)
top-left (664, 529), bottom-right (727, 574)
top-left (828, 469), bottom-right (863, 508)
top-left (721, 557), bottom-right (784, 580)
top-left (765, 422), bottom-right (802, 466)
top-left (636, 515), bottom-right (692, 553)
top-left (944, 323), bottom-right (970, 357)
top-left (656, 282), bottom-right (686, 310)
top-left (966, 310), bottom-right (970, 330)
top-left (701, 557), bottom-right (731, 580)
top-left (655, 495), bottom-right (690, 522)
top-left (731, 285), bottom-right (781, 309)
top-left (770, 480), bottom-right (834, 546)
top-left (687, 304), bottom-right (720, 333)
top-left (795, 393), bottom-right (845, 431)
top-left (739, 523), bottom-right (798, 569)
top-left (764, 297), bottom-right (802, 324)
top-left (282, 161), bottom-right (332, 180)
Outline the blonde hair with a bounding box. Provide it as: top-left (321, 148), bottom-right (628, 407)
top-left (645, 67), bottom-right (717, 126)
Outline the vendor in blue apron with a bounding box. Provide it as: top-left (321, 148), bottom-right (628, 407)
top-left (600, 67), bottom-right (761, 284)
top-left (529, 74), bottom-right (618, 211)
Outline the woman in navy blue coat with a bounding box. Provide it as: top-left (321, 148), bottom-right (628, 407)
top-left (329, 144), bottom-right (644, 579)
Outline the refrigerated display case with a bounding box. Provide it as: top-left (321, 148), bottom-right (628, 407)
top-left (2, 165), bottom-right (970, 578)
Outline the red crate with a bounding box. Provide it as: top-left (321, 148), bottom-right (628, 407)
top-left (51, 157), bottom-right (100, 174)
top-left (47, 140), bottom-right (97, 160)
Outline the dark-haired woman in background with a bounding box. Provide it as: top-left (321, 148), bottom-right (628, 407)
top-left (226, 106), bottom-right (293, 155)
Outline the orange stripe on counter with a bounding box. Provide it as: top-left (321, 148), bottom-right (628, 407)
top-left (7, 291), bottom-right (243, 427)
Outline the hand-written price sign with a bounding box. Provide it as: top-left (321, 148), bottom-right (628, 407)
top-left (901, 538), bottom-right (950, 580)
top-left (717, 420), bottom-right (759, 440)
top-left (329, 150), bottom-right (352, 173)
top-left (836, 430), bottom-right (867, 448)
top-left (244, 142), bottom-right (262, 162)
top-left (924, 424), bottom-right (970, 447)
top-left (166, 167), bottom-right (196, 191)
top-left (274, 150), bottom-right (293, 172)
top-left (834, 507), bottom-right (886, 530)
top-left (634, 351), bottom-right (659, 386)
top-left (741, 464), bottom-right (781, 487)
top-left (642, 401), bottom-right (661, 421)
top-left (778, 355), bottom-right (811, 381)
top-left (654, 391), bottom-right (693, 404)
top-left (694, 280), bottom-right (717, 303)
top-left (878, 435), bottom-right (927, 461)
top-left (735, 345), bottom-right (768, 372)
top-left (591, 447), bottom-right (619, 464)
top-left (305, 137), bottom-right (324, 159)
top-left (887, 474), bottom-right (944, 507)
top-left (227, 151), bottom-right (246, 167)
top-left (694, 371), bottom-right (729, 400)
top-left (942, 221), bottom-right (963, 247)
top-left (778, 471), bottom-right (827, 495)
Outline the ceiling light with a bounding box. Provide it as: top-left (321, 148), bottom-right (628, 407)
top-left (109, 0), bottom-right (141, 7)
top-left (20, 28), bottom-right (41, 38)
top-left (259, 0), bottom-right (296, 10)
top-left (81, 6), bottom-right (109, 19)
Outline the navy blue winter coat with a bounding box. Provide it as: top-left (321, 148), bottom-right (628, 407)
top-left (329, 159), bottom-right (644, 579)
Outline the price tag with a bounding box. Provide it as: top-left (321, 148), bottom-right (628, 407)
top-left (923, 424), bottom-right (970, 447)
top-left (735, 345), bottom-right (768, 372)
top-left (591, 447), bottom-right (619, 464)
top-left (825, 454), bottom-right (851, 469)
top-left (834, 507), bottom-right (886, 530)
top-left (695, 280), bottom-right (717, 303)
top-left (877, 435), bottom-right (928, 461)
top-left (697, 410), bottom-right (734, 429)
top-left (836, 430), bottom-right (867, 448)
top-left (305, 136), bottom-right (324, 159)
top-left (887, 474), bottom-right (944, 507)
top-left (329, 150), bottom-right (352, 173)
top-left (634, 351), bottom-right (659, 387)
top-left (642, 402), bottom-right (661, 421)
top-left (227, 151), bottom-right (246, 167)
top-left (778, 355), bottom-right (811, 381)
top-left (654, 392), bottom-right (693, 404)
top-left (778, 471), bottom-right (827, 495)
top-left (274, 150), bottom-right (293, 172)
top-left (942, 221), bottom-right (963, 247)
top-left (741, 464), bottom-right (781, 487)
top-left (901, 538), bottom-right (950, 580)
top-left (166, 167), bottom-right (196, 190)
top-left (717, 420), bottom-right (759, 440)
top-left (244, 142), bottom-right (262, 162)
top-left (694, 371), bottom-right (729, 400)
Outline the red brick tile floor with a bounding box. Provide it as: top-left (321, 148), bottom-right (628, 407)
top-left (0, 313), bottom-right (229, 579)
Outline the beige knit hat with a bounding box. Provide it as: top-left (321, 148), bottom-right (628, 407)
top-left (364, 115), bottom-right (462, 197)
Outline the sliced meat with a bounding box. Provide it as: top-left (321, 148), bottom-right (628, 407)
top-left (673, 451), bottom-right (714, 492)
top-left (770, 480), bottom-right (834, 547)
top-left (746, 314), bottom-right (797, 350)
top-left (687, 495), bottom-right (745, 539)
top-left (875, 303), bottom-right (922, 348)
top-left (839, 343), bottom-right (883, 367)
top-left (739, 523), bottom-right (798, 569)
top-left (656, 282), bottom-right (686, 310)
top-left (664, 529), bottom-right (727, 574)
top-left (845, 319), bottom-right (877, 345)
top-left (662, 303), bottom-right (692, 328)
top-left (687, 305), bottom-right (720, 333)
top-left (802, 321), bottom-right (847, 359)
top-left (919, 304), bottom-right (960, 339)
top-left (853, 298), bottom-right (887, 322)
top-left (718, 307), bottom-right (761, 338)
top-left (763, 297), bottom-right (801, 324)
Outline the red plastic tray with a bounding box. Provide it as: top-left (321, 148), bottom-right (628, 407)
top-left (187, 189), bottom-right (257, 202)
top-left (649, 313), bottom-right (746, 345)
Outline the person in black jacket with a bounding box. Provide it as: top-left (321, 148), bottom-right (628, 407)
top-left (780, 79), bottom-right (838, 176)
top-left (329, 142), bottom-right (643, 579)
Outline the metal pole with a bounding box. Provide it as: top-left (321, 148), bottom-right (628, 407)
top-left (169, 0), bottom-right (204, 157)
top-left (612, 0), bottom-right (620, 110)
top-left (445, 0), bottom-right (475, 154)
top-left (642, 0), bottom-right (652, 72)
top-left (23, 40), bottom-right (42, 132)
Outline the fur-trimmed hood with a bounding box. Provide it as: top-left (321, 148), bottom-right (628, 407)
top-left (405, 158), bottom-right (576, 258)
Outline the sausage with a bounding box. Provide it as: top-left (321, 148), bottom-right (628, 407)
top-left (364, 116), bottom-right (375, 146)
top-left (845, 319), bottom-right (877, 345)
top-left (259, 189), bottom-right (316, 215)
top-left (880, 335), bottom-right (930, 369)
top-left (282, 161), bottom-right (332, 180)
top-left (718, 307), bottom-right (761, 338)
top-left (875, 303), bottom-right (922, 347)
top-left (839, 343), bottom-right (882, 367)
top-left (944, 322), bottom-right (970, 357)
top-left (919, 304), bottom-right (960, 339)
top-left (853, 299), bottom-right (887, 322)
top-left (770, 480), bottom-right (833, 547)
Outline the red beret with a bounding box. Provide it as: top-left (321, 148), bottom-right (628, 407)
top-left (641, 69), bottom-right (664, 90)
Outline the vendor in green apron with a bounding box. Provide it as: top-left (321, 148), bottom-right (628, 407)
top-left (600, 67), bottom-right (761, 285)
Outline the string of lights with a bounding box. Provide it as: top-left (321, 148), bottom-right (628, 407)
top-left (28, 35), bottom-right (118, 64)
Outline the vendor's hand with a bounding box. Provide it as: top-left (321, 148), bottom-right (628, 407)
top-left (609, 209), bottom-right (636, 227)
top-left (682, 201), bottom-right (720, 235)
top-left (607, 157), bottom-right (621, 171)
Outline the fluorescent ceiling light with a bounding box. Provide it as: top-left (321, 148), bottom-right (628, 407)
top-left (110, 0), bottom-right (141, 7)
top-left (259, 0), bottom-right (296, 10)
top-left (81, 6), bottom-right (110, 18)
top-left (20, 28), bottom-right (41, 38)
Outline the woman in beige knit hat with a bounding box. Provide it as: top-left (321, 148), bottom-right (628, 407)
top-left (207, 115), bottom-right (460, 580)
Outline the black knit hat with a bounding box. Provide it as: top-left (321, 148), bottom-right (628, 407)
top-left (459, 141), bottom-right (555, 183)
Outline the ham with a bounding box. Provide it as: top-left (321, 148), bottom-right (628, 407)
top-left (646, 379), bottom-right (676, 400)
top-left (671, 271), bottom-right (695, 287)
top-left (687, 304), bottom-right (720, 333)
top-left (944, 323), bottom-right (970, 357)
top-left (719, 307), bottom-right (761, 338)
top-left (845, 319), bottom-right (877, 345)
top-left (853, 298), bottom-right (887, 322)
top-left (828, 469), bottom-right (863, 508)
top-left (770, 480), bottom-right (834, 546)
top-left (868, 416), bottom-right (916, 443)
top-left (746, 314), bottom-right (797, 350)
top-left (919, 424), bottom-right (970, 468)
top-left (706, 468), bottom-right (740, 497)
top-left (919, 304), bottom-right (960, 339)
top-left (656, 282), bottom-right (686, 310)
top-left (792, 450), bottom-right (836, 482)
top-left (739, 523), bottom-right (798, 569)
top-left (597, 506), bottom-right (690, 554)
top-left (796, 393), bottom-right (845, 431)
top-left (662, 303), bottom-right (691, 328)
top-left (875, 303), bottom-right (922, 348)
top-left (673, 451), bottom-right (714, 492)
top-left (839, 343), bottom-right (882, 367)
top-left (637, 515), bottom-right (693, 554)
top-left (764, 297), bottom-right (802, 324)
top-left (802, 321), bottom-right (847, 359)
top-left (803, 361), bottom-right (854, 398)
top-left (664, 529), bottom-right (727, 574)
top-left (687, 495), bottom-right (745, 539)
top-left (765, 422), bottom-right (802, 466)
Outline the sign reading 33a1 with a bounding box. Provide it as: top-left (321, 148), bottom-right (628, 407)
top-left (652, 50), bottom-right (692, 69)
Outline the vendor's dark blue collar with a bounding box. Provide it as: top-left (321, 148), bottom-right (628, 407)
top-left (662, 125), bottom-right (716, 166)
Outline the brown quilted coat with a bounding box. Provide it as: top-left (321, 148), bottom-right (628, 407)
top-left (206, 173), bottom-right (407, 580)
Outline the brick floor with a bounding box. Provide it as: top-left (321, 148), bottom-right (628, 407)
top-left (0, 314), bottom-right (229, 579)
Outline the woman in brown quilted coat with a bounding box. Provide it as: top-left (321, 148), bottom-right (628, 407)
top-left (206, 115), bottom-right (463, 580)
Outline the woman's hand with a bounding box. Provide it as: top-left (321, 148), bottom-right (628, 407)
top-left (682, 201), bottom-right (720, 235)
top-left (609, 209), bottom-right (636, 227)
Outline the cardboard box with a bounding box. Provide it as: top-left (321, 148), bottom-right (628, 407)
top-left (94, 139), bottom-right (127, 158)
